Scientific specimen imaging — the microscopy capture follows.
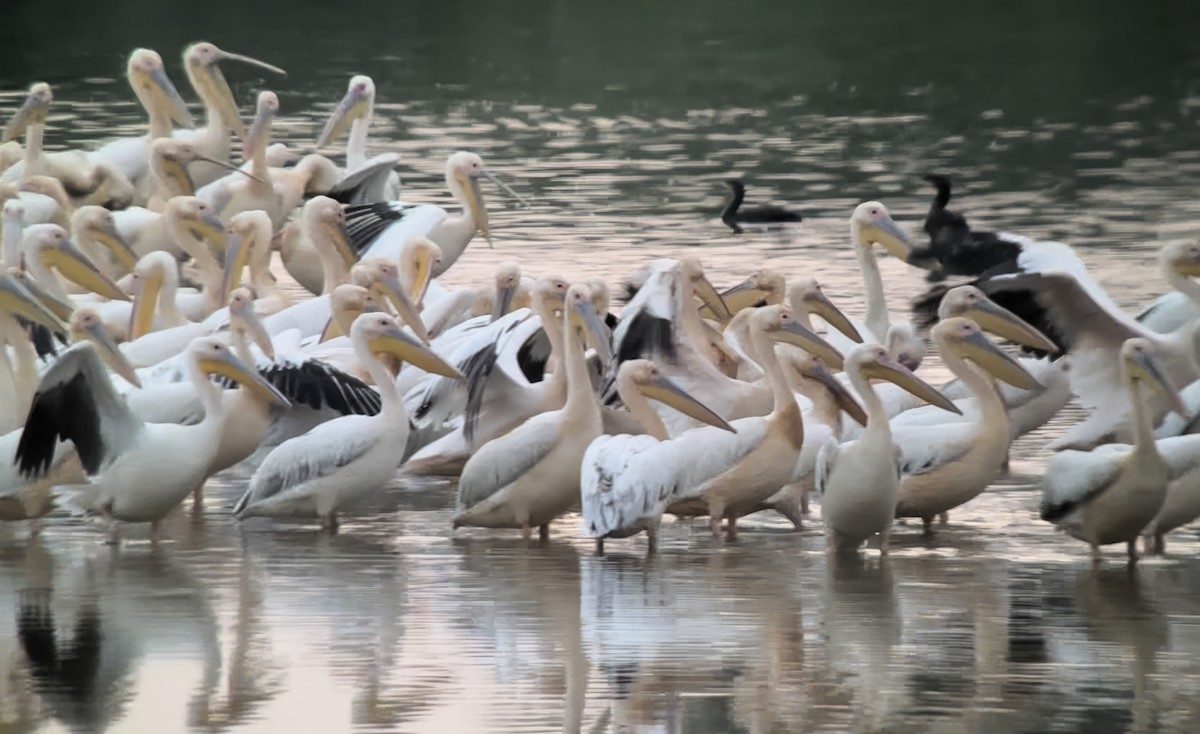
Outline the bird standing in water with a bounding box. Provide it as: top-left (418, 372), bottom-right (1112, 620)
top-left (719, 180), bottom-right (802, 234)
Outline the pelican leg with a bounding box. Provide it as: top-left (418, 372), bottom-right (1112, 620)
top-left (878, 529), bottom-right (891, 556)
top-left (539, 524), bottom-right (550, 543)
top-left (595, 538), bottom-right (605, 556)
top-left (321, 512), bottom-right (339, 534)
top-left (825, 530), bottom-right (839, 555)
top-left (921, 516), bottom-right (935, 536)
top-left (725, 515), bottom-right (739, 541)
top-left (149, 520), bottom-right (162, 545)
top-left (938, 512), bottom-right (949, 525)
top-left (1089, 544), bottom-right (1102, 564)
top-left (191, 484), bottom-right (204, 508)
top-left (647, 522), bottom-right (659, 553)
top-left (104, 518), bottom-right (121, 546)
top-left (1126, 539), bottom-right (1139, 566)
top-left (28, 518), bottom-right (43, 538)
top-left (799, 488), bottom-right (810, 517)
top-left (1153, 533), bottom-right (1165, 556)
top-left (520, 524), bottom-right (532, 540)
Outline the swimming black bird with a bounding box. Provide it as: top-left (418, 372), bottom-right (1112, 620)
top-left (908, 174), bottom-right (1025, 281)
top-left (719, 180), bottom-right (802, 234)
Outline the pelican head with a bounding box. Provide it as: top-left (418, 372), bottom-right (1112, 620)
top-left (787, 278), bottom-right (863, 343)
top-left (565, 283), bottom-right (613, 362)
top-left (938, 285), bottom-right (1058, 354)
top-left (532, 275), bottom-right (571, 316)
top-left (188, 337), bottom-right (290, 407)
top-left (304, 195), bottom-right (356, 270)
top-left (723, 268), bottom-right (786, 313)
top-left (619, 358), bottom-right (736, 432)
top-left (242, 91), bottom-right (279, 163)
top-left (69, 308), bottom-right (141, 387)
top-left (183, 42), bottom-right (286, 137)
top-left (316, 75), bottom-right (375, 149)
top-left (152, 138), bottom-right (264, 196)
top-left (752, 304), bottom-right (844, 370)
top-left (7, 268), bottom-right (73, 322)
top-left (354, 258), bottom-right (429, 344)
top-left (790, 354), bottom-right (868, 427)
top-left (884, 323), bottom-right (925, 371)
top-left (353, 312), bottom-right (461, 378)
top-left (491, 261), bottom-right (523, 321)
top-left (586, 278), bottom-right (611, 316)
top-left (1121, 338), bottom-right (1187, 416)
top-left (322, 283), bottom-right (379, 342)
top-left (0, 269), bottom-right (66, 333)
top-left (127, 48), bottom-right (193, 129)
top-left (166, 196), bottom-right (227, 256)
top-left (679, 257), bottom-right (733, 323)
top-left (400, 236), bottom-right (441, 306)
top-left (3, 83), bottom-right (52, 143)
top-left (29, 224), bottom-right (128, 301)
top-left (1162, 240), bottom-right (1200, 278)
top-left (128, 251), bottom-right (177, 339)
top-left (445, 151), bottom-right (529, 248)
top-left (849, 343), bottom-right (961, 414)
top-left (228, 287), bottom-right (274, 360)
top-left (71, 206), bottom-right (138, 273)
top-left (851, 201), bottom-right (912, 261)
top-left (222, 210), bottom-right (274, 298)
top-left (933, 318), bottom-right (1041, 390)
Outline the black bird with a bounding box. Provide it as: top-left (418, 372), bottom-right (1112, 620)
top-left (908, 174), bottom-right (1025, 281)
top-left (719, 180), bottom-right (802, 234)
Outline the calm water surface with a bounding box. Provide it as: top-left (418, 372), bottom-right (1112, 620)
top-left (4, 2), bottom-right (1200, 732)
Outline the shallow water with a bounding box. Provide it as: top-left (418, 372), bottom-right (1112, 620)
top-left (5, 2), bottom-right (1200, 732)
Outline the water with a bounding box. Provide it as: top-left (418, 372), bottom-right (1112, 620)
top-left (4, 2), bottom-right (1200, 731)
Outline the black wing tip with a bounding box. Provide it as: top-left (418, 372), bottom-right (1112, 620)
top-left (911, 284), bottom-right (953, 331)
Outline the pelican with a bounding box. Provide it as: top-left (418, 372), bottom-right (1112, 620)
top-left (891, 318), bottom-right (1041, 532)
top-left (656, 305), bottom-right (844, 538)
top-left (88, 48), bottom-right (194, 190)
top-left (315, 75), bottom-right (401, 200)
top-left (580, 359), bottom-right (736, 552)
top-left (235, 312), bottom-right (459, 530)
top-left (15, 335), bottom-right (287, 543)
top-left (144, 137), bottom-right (261, 212)
top-left (199, 91), bottom-right (280, 224)
top-left (978, 241), bottom-right (1200, 450)
top-left (1040, 338), bottom-right (1184, 564)
top-left (824, 202), bottom-right (923, 368)
top-left (816, 344), bottom-right (960, 554)
top-left (344, 151), bottom-right (526, 271)
top-left (1, 308), bottom-right (139, 533)
top-left (452, 283), bottom-right (610, 539)
top-left (178, 41), bottom-right (287, 187)
top-left (0, 271), bottom-right (70, 433)
top-left (70, 206), bottom-right (139, 280)
top-left (21, 224), bottom-right (129, 305)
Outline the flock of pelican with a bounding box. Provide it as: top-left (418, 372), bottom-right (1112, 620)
top-left (2, 46), bottom-right (1199, 565)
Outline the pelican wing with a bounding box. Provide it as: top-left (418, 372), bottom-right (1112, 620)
top-left (345, 201), bottom-right (447, 259)
top-left (580, 434), bottom-right (673, 538)
top-left (1151, 435), bottom-right (1200, 480)
top-left (1039, 446), bottom-right (1128, 522)
top-left (326, 153), bottom-right (401, 206)
top-left (254, 357), bottom-right (381, 416)
top-left (893, 424), bottom-right (976, 477)
top-left (16, 343), bottom-right (144, 479)
top-left (457, 411), bottom-right (562, 508)
top-left (236, 415), bottom-right (379, 513)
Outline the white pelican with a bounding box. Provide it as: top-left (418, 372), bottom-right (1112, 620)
top-left (314, 75), bottom-right (401, 201)
top-left (1040, 338), bottom-right (1184, 564)
top-left (0, 271), bottom-right (71, 433)
top-left (235, 312), bottom-right (460, 530)
top-left (656, 305), bottom-right (843, 538)
top-left (816, 343), bottom-right (960, 554)
top-left (0, 308), bottom-right (139, 531)
top-left (891, 317), bottom-right (1040, 531)
top-left (452, 283), bottom-right (609, 539)
top-left (824, 202), bottom-right (923, 368)
top-left (1139, 434), bottom-right (1200, 554)
top-left (580, 358), bottom-right (736, 551)
top-left (980, 241), bottom-right (1200, 450)
top-left (70, 206), bottom-right (139, 280)
top-left (15, 336), bottom-right (288, 543)
top-left (21, 224), bottom-right (129, 304)
top-left (199, 91), bottom-right (280, 224)
top-left (144, 137), bottom-right (262, 212)
top-left (89, 48), bottom-right (194, 190)
top-left (344, 151), bottom-right (526, 271)
top-left (178, 41), bottom-right (287, 187)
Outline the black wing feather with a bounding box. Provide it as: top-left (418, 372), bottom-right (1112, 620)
top-left (344, 202), bottom-right (422, 254)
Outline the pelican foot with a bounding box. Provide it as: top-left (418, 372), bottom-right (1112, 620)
top-left (725, 516), bottom-right (739, 541)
